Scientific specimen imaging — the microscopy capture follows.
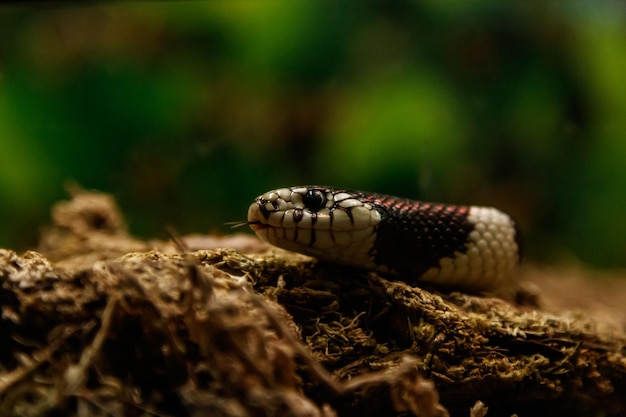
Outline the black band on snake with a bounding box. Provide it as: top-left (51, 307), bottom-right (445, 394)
top-left (247, 186), bottom-right (521, 292)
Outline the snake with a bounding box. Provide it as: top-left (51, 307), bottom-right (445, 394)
top-left (247, 186), bottom-right (521, 292)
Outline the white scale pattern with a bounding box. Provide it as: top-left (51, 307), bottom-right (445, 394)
top-left (419, 206), bottom-right (519, 290)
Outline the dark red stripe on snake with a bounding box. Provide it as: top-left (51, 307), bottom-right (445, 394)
top-left (360, 193), bottom-right (474, 277)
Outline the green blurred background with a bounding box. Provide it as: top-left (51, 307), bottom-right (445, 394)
top-left (1, 2), bottom-right (625, 268)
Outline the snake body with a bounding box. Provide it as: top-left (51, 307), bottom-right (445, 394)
top-left (247, 186), bottom-right (521, 292)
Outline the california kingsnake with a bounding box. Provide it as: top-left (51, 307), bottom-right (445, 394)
top-left (247, 186), bottom-right (521, 292)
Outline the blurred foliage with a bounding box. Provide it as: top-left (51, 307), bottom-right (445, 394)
top-left (0, 2), bottom-right (625, 268)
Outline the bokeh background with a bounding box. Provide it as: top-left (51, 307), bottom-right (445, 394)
top-left (1, 2), bottom-right (625, 269)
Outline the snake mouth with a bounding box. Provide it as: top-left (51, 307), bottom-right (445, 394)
top-left (248, 221), bottom-right (270, 232)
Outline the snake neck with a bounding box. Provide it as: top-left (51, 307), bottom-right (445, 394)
top-left (369, 199), bottom-right (474, 277)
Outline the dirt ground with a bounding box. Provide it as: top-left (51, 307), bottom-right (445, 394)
top-left (0, 189), bottom-right (624, 417)
top-left (521, 264), bottom-right (626, 330)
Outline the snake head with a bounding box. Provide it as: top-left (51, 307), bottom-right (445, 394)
top-left (247, 186), bottom-right (382, 265)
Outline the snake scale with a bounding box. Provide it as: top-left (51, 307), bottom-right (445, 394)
top-left (247, 186), bottom-right (521, 292)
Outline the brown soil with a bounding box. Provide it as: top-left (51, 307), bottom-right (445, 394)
top-left (0, 189), bottom-right (624, 417)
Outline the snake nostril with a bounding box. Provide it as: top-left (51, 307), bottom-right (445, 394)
top-left (257, 199), bottom-right (270, 218)
top-left (257, 197), bottom-right (281, 218)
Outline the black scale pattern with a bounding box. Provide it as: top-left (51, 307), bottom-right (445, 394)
top-left (361, 194), bottom-right (474, 277)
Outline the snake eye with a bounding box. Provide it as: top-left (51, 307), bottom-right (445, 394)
top-left (303, 189), bottom-right (326, 211)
